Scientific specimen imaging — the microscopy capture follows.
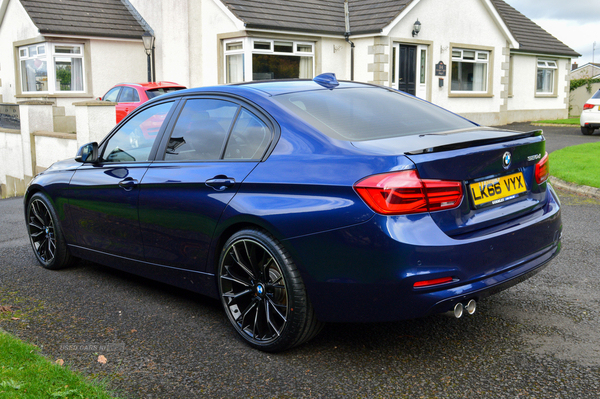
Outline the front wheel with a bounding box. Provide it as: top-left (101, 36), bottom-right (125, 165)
top-left (218, 229), bottom-right (323, 352)
top-left (581, 126), bottom-right (595, 135)
top-left (26, 192), bottom-right (76, 270)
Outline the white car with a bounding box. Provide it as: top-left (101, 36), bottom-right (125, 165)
top-left (580, 89), bottom-right (600, 135)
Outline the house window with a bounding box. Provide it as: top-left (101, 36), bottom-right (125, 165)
top-left (224, 38), bottom-right (314, 83)
top-left (420, 49), bottom-right (426, 84)
top-left (19, 43), bottom-right (85, 94)
top-left (537, 59), bottom-right (557, 94)
top-left (451, 49), bottom-right (489, 92)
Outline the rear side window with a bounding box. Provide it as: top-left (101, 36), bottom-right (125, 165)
top-left (224, 109), bottom-right (271, 160)
top-left (119, 87), bottom-right (140, 102)
top-left (274, 87), bottom-right (476, 141)
top-left (165, 99), bottom-right (238, 161)
top-left (592, 89), bottom-right (600, 99)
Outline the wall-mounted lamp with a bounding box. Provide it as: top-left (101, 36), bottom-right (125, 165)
top-left (141, 32), bottom-right (155, 83)
top-left (412, 19), bottom-right (421, 37)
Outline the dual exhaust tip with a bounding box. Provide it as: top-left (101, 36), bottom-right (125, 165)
top-left (451, 299), bottom-right (477, 318)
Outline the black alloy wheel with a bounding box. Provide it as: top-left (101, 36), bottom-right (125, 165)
top-left (218, 229), bottom-right (323, 352)
top-left (26, 192), bottom-right (75, 270)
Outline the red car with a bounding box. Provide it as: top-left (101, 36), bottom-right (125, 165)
top-left (100, 82), bottom-right (186, 123)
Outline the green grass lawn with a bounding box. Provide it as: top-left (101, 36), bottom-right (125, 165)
top-left (0, 330), bottom-right (116, 398)
top-left (550, 142), bottom-right (600, 188)
top-left (534, 117), bottom-right (579, 125)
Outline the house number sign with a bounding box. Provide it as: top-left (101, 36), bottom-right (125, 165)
top-left (435, 61), bottom-right (446, 76)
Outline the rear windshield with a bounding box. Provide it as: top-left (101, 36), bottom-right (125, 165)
top-left (592, 89), bottom-right (600, 99)
top-left (146, 87), bottom-right (184, 99)
top-left (273, 87), bottom-right (476, 141)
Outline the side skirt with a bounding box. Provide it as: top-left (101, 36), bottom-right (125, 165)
top-left (68, 244), bottom-right (218, 298)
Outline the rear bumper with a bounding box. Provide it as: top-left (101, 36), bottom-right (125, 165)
top-left (286, 186), bottom-right (562, 323)
top-left (582, 122), bottom-right (600, 129)
top-left (580, 111), bottom-right (600, 127)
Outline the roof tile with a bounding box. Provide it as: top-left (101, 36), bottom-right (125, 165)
top-left (19, 0), bottom-right (145, 39)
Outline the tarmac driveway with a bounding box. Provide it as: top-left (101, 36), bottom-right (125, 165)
top-left (1, 123), bottom-right (599, 398)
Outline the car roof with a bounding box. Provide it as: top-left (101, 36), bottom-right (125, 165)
top-left (167, 79), bottom-right (381, 99)
top-left (116, 82), bottom-right (186, 90)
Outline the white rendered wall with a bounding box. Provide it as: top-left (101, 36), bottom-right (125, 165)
top-left (385, 0), bottom-right (508, 116)
top-left (34, 135), bottom-right (77, 169)
top-left (508, 55), bottom-right (570, 112)
top-left (318, 38), bottom-right (350, 79)
top-left (0, 131), bottom-right (24, 187)
top-left (0, 0), bottom-right (40, 103)
top-left (89, 39), bottom-right (147, 98)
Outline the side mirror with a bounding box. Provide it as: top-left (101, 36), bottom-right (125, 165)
top-left (75, 142), bottom-right (99, 163)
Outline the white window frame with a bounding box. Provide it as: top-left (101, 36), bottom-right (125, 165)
top-left (451, 48), bottom-right (490, 93)
top-left (18, 42), bottom-right (85, 94)
top-left (223, 37), bottom-right (315, 83)
top-left (536, 59), bottom-right (557, 95)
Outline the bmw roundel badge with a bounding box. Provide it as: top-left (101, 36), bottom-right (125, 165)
top-left (502, 151), bottom-right (511, 169)
top-left (257, 284), bottom-right (264, 295)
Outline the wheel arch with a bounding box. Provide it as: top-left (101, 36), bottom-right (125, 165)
top-left (209, 216), bottom-right (289, 276)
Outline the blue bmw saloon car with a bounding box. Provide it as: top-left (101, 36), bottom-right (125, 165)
top-left (25, 73), bottom-right (561, 351)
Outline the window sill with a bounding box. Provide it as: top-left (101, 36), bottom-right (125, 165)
top-left (534, 93), bottom-right (558, 98)
top-left (448, 93), bottom-right (494, 98)
top-left (16, 93), bottom-right (93, 99)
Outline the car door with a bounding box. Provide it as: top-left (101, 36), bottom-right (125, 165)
top-left (138, 97), bottom-right (274, 271)
top-left (67, 100), bottom-right (177, 260)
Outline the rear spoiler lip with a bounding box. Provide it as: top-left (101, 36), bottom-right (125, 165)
top-left (404, 129), bottom-right (544, 155)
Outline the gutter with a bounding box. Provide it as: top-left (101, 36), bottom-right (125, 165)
top-left (344, 0), bottom-right (354, 81)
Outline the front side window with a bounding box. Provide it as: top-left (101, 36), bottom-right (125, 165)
top-left (102, 102), bottom-right (174, 163)
top-left (103, 87), bottom-right (121, 102)
top-left (451, 49), bottom-right (489, 92)
top-left (224, 38), bottom-right (314, 83)
top-left (537, 59), bottom-right (557, 94)
top-left (19, 42), bottom-right (85, 94)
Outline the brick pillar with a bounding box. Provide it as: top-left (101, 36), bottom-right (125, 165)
top-left (18, 100), bottom-right (54, 180)
top-left (368, 37), bottom-right (389, 86)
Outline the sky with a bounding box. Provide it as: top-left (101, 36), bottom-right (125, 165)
top-left (503, 0), bottom-right (600, 66)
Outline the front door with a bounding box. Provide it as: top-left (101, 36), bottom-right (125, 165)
top-left (398, 44), bottom-right (417, 95)
top-left (67, 101), bottom-right (176, 260)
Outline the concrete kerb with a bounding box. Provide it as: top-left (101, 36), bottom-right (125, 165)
top-left (550, 176), bottom-right (600, 201)
top-left (532, 123), bottom-right (580, 128)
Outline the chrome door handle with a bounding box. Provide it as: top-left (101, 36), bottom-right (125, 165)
top-left (118, 177), bottom-right (138, 191)
top-left (205, 176), bottom-right (235, 191)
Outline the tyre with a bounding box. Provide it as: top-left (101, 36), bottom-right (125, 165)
top-left (26, 192), bottom-right (76, 270)
top-left (581, 126), bottom-right (594, 135)
top-left (217, 228), bottom-right (323, 352)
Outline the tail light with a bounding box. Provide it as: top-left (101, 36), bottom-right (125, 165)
top-left (583, 103), bottom-right (595, 110)
top-left (413, 276), bottom-right (454, 288)
top-left (354, 170), bottom-right (463, 215)
top-left (535, 152), bottom-right (549, 184)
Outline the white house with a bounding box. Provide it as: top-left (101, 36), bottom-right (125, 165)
top-left (0, 0), bottom-right (149, 116)
top-left (0, 0), bottom-right (580, 125)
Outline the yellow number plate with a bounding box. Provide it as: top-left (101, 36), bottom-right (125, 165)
top-left (469, 172), bottom-right (527, 208)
